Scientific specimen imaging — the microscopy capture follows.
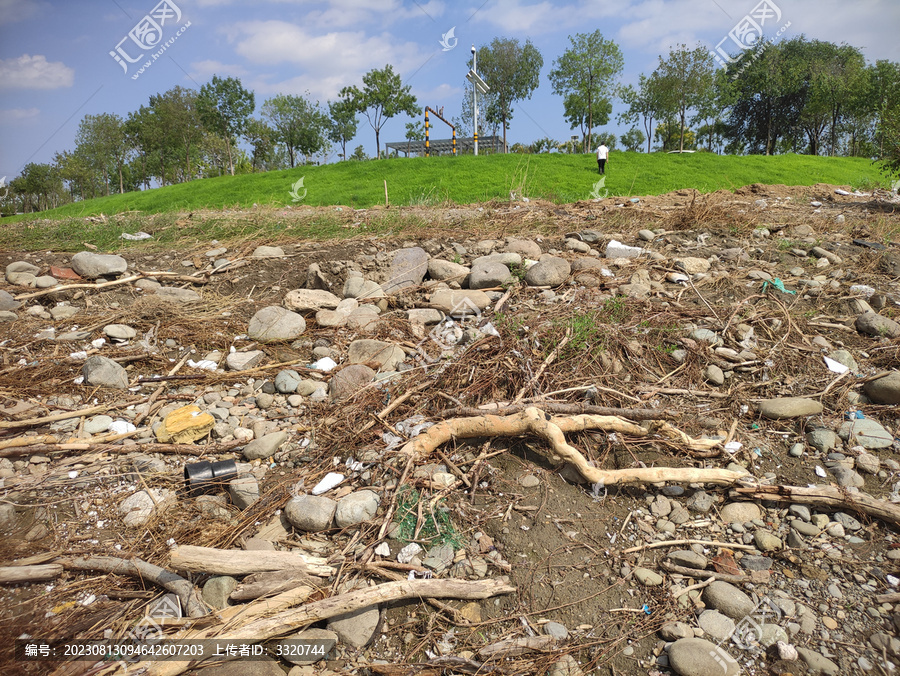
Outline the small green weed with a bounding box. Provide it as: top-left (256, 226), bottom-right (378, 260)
top-left (393, 486), bottom-right (463, 548)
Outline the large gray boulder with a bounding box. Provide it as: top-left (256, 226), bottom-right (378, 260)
top-left (71, 252), bottom-right (128, 278)
top-left (383, 247), bottom-right (428, 293)
top-left (864, 371), bottom-right (900, 404)
top-left (329, 365), bottom-right (375, 402)
top-left (524, 255), bottom-right (570, 287)
top-left (856, 311), bottom-right (900, 338)
top-left (82, 355), bottom-right (129, 389)
top-left (247, 306), bottom-right (306, 342)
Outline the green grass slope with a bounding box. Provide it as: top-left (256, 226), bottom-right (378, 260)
top-left (7, 152), bottom-right (887, 222)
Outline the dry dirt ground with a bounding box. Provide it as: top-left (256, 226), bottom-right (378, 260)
top-left (0, 183), bottom-right (899, 676)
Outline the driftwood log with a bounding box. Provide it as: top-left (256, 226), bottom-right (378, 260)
top-left (229, 569), bottom-right (320, 601)
top-left (55, 556), bottom-right (208, 618)
top-left (731, 484), bottom-right (900, 527)
top-left (402, 407), bottom-right (747, 486)
top-left (169, 545), bottom-right (334, 577)
top-left (102, 577), bottom-right (516, 676)
top-left (0, 564), bottom-right (64, 584)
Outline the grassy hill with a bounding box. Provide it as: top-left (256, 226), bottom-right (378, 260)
top-left (7, 152), bottom-right (888, 222)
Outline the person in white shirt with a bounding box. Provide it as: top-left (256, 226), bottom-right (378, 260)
top-left (596, 144), bottom-right (609, 175)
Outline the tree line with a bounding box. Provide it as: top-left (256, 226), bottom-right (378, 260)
top-left (3, 31), bottom-right (898, 214)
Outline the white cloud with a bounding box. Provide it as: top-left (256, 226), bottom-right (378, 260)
top-left (190, 59), bottom-right (249, 81)
top-left (231, 20), bottom-right (429, 100)
top-left (0, 107), bottom-right (40, 123)
top-left (0, 54), bottom-right (74, 90)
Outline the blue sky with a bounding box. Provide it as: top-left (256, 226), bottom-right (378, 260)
top-left (1, 0), bottom-right (899, 179)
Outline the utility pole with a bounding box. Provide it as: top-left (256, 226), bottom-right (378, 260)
top-left (472, 44), bottom-right (478, 156)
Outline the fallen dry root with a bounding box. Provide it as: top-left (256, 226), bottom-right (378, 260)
top-left (732, 484), bottom-right (900, 527)
top-left (401, 406), bottom-right (746, 486)
top-left (55, 556), bottom-right (209, 618)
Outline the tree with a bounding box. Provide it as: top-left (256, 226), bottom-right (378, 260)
top-left (349, 145), bottom-right (368, 161)
top-left (549, 31), bottom-right (624, 153)
top-left (620, 128), bottom-right (645, 152)
top-left (197, 75), bottom-right (255, 175)
top-left (404, 121), bottom-right (424, 156)
top-left (149, 86), bottom-right (202, 182)
top-left (74, 113), bottom-right (129, 195)
top-left (245, 118), bottom-right (276, 171)
top-left (810, 43), bottom-right (868, 155)
top-left (725, 39), bottom-right (806, 154)
top-left (469, 37), bottom-right (543, 152)
top-left (619, 74), bottom-right (667, 153)
top-left (870, 60), bottom-right (900, 159)
top-left (12, 163), bottom-right (64, 212)
top-left (261, 93), bottom-right (329, 168)
top-left (340, 65), bottom-right (418, 159)
top-left (654, 44), bottom-right (715, 152)
top-left (327, 98), bottom-right (359, 160)
top-left (564, 92), bottom-right (611, 150)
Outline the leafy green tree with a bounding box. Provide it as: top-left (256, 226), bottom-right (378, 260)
top-left (653, 44), bottom-right (715, 152)
top-left (870, 60), bottom-right (900, 159)
top-left (12, 163), bottom-right (64, 212)
top-left (340, 65), bottom-right (419, 159)
top-left (810, 43), bottom-right (869, 155)
top-left (549, 31), bottom-right (624, 152)
top-left (404, 121), bottom-right (424, 156)
top-left (620, 128), bottom-right (645, 152)
top-left (261, 93), bottom-right (329, 168)
top-left (564, 92), bottom-right (611, 150)
top-left (245, 118), bottom-right (276, 171)
top-left (327, 98), bottom-right (359, 160)
top-left (197, 75), bottom-right (255, 175)
top-left (618, 74), bottom-right (667, 153)
top-left (149, 86), bottom-right (203, 182)
top-left (349, 144), bottom-right (368, 161)
top-left (73, 113), bottom-right (130, 195)
top-left (468, 37), bottom-right (543, 152)
top-left (725, 40), bottom-right (806, 154)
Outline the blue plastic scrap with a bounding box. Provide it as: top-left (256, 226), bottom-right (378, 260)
top-left (844, 411), bottom-right (865, 420)
top-left (642, 604), bottom-right (651, 615)
top-left (761, 278), bottom-right (796, 295)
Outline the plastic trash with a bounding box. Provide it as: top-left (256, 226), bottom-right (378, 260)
top-left (724, 441), bottom-right (743, 454)
top-left (311, 472), bottom-right (344, 495)
top-left (108, 420), bottom-right (136, 434)
top-left (187, 359), bottom-right (217, 371)
top-left (844, 410), bottom-right (865, 420)
top-left (605, 239), bottom-right (645, 259)
top-left (835, 189), bottom-right (850, 196)
top-left (823, 356), bottom-right (849, 374)
top-left (184, 459), bottom-right (237, 497)
top-left (849, 284), bottom-right (876, 297)
top-left (120, 232), bottom-right (152, 240)
top-left (309, 357), bottom-right (337, 372)
top-left (397, 542), bottom-right (422, 564)
top-left (761, 278), bottom-right (796, 295)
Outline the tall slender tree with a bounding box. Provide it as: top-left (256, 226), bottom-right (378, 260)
top-left (197, 75), bottom-right (255, 175)
top-left (549, 31), bottom-right (623, 152)
top-left (654, 44), bottom-right (715, 152)
top-left (340, 65), bottom-right (418, 159)
top-left (327, 99), bottom-right (359, 160)
top-left (261, 93), bottom-right (329, 167)
top-left (469, 37), bottom-right (543, 152)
